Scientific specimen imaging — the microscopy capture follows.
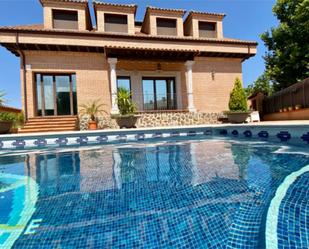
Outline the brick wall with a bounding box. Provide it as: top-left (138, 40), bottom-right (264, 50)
top-left (22, 51), bottom-right (242, 118)
top-left (192, 57), bottom-right (242, 112)
top-left (23, 51), bottom-right (110, 118)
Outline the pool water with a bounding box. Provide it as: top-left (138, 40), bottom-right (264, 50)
top-left (0, 137), bottom-right (308, 249)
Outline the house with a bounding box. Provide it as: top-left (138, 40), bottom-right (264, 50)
top-left (0, 0), bottom-right (257, 132)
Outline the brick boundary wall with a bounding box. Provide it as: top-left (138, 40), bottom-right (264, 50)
top-left (79, 111), bottom-right (223, 130)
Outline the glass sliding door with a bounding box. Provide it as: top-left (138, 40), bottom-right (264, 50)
top-left (143, 79), bottom-right (155, 110)
top-left (56, 75), bottom-right (71, 115)
top-left (142, 77), bottom-right (176, 111)
top-left (35, 74), bottom-right (77, 116)
top-left (42, 75), bottom-right (55, 116)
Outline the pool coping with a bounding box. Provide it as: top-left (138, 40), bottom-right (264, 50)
top-left (0, 123), bottom-right (308, 150)
top-left (1, 123), bottom-right (309, 139)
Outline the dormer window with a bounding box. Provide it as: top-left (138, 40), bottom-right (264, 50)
top-left (156, 18), bottom-right (177, 36)
top-left (52, 9), bottom-right (78, 30)
top-left (104, 14), bottom-right (128, 33)
top-left (199, 21), bottom-right (216, 38)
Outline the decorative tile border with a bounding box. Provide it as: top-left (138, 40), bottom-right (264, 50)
top-left (0, 125), bottom-right (308, 150)
top-left (265, 165), bottom-right (309, 249)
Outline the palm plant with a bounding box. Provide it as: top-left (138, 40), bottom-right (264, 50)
top-left (116, 87), bottom-right (136, 116)
top-left (79, 100), bottom-right (107, 121)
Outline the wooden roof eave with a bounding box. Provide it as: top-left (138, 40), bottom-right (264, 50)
top-left (0, 28), bottom-right (258, 46)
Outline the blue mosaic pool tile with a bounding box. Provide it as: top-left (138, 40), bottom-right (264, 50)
top-left (117, 134), bottom-right (127, 142)
top-left (231, 130), bottom-right (239, 136)
top-left (277, 131), bottom-right (291, 142)
top-left (277, 172), bottom-right (309, 249)
top-left (258, 131), bottom-right (269, 139)
top-left (243, 130), bottom-right (252, 138)
top-left (187, 131), bottom-right (196, 137)
top-left (1, 139), bottom-right (308, 248)
top-left (55, 137), bottom-right (68, 146)
top-left (12, 140), bottom-right (26, 148)
top-left (301, 132), bottom-right (309, 144)
top-left (34, 138), bottom-right (47, 147)
top-left (204, 130), bottom-right (212, 135)
top-left (76, 136), bottom-right (88, 145)
top-left (96, 135), bottom-right (108, 143)
top-left (153, 132), bottom-right (162, 138)
top-left (219, 129), bottom-right (228, 135)
top-left (170, 131), bottom-right (180, 137)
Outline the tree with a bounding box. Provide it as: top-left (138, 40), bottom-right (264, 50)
top-left (261, 0), bottom-right (309, 91)
top-left (245, 73), bottom-right (274, 97)
top-left (0, 90), bottom-right (5, 106)
top-left (229, 78), bottom-right (247, 112)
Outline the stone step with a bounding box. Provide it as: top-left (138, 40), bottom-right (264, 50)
top-left (21, 124), bottom-right (76, 129)
top-left (19, 127), bottom-right (77, 133)
top-left (19, 116), bottom-right (78, 133)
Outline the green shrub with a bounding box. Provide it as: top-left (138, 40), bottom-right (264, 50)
top-left (0, 111), bottom-right (24, 128)
top-left (116, 87), bottom-right (136, 116)
top-left (228, 78), bottom-right (248, 112)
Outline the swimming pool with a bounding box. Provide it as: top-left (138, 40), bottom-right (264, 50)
top-left (0, 136), bottom-right (308, 248)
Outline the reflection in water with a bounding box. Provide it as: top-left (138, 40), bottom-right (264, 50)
top-left (0, 139), bottom-right (308, 248)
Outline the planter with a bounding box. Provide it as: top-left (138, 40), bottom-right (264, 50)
top-left (113, 115), bottom-right (140, 129)
top-left (283, 108), bottom-right (288, 112)
top-left (226, 112), bottom-right (251, 124)
top-left (288, 107), bottom-right (293, 111)
top-left (0, 121), bottom-right (13, 134)
top-left (295, 105), bottom-right (302, 110)
top-left (88, 120), bottom-right (98, 130)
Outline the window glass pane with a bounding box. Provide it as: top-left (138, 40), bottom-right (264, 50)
top-left (143, 79), bottom-right (155, 110)
top-left (156, 18), bottom-right (177, 36)
top-left (43, 75), bottom-right (54, 116)
top-left (117, 77), bottom-right (131, 92)
top-left (157, 18), bottom-right (176, 28)
top-left (156, 80), bottom-right (167, 110)
top-left (199, 21), bottom-right (216, 38)
top-left (36, 74), bottom-right (42, 116)
top-left (167, 79), bottom-right (176, 109)
top-left (104, 14), bottom-right (128, 33)
top-left (56, 76), bottom-right (71, 115)
top-left (199, 21), bottom-right (216, 31)
top-left (53, 10), bottom-right (78, 30)
top-left (72, 74), bottom-right (77, 115)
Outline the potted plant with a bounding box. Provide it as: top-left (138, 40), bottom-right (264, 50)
top-left (111, 87), bottom-right (140, 129)
top-left (79, 100), bottom-right (106, 130)
top-left (283, 107), bottom-right (288, 112)
top-left (295, 104), bottom-right (302, 110)
top-left (288, 106), bottom-right (293, 111)
top-left (225, 78), bottom-right (251, 123)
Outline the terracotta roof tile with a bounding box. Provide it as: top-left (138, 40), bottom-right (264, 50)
top-left (146, 6), bottom-right (186, 15)
top-left (0, 24), bottom-right (44, 31)
top-left (105, 45), bottom-right (199, 53)
top-left (93, 1), bottom-right (136, 8)
top-left (40, 0), bottom-right (88, 5)
top-left (189, 10), bottom-right (226, 17)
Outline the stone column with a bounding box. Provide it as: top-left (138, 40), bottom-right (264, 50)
top-left (108, 58), bottom-right (119, 114)
top-left (185, 60), bottom-right (196, 112)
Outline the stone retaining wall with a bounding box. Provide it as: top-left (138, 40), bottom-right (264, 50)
top-left (79, 111), bottom-right (222, 130)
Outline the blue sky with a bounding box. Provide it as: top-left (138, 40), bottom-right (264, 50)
top-left (0, 0), bottom-right (277, 108)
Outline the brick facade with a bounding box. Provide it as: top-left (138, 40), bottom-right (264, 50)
top-left (0, 0), bottom-right (257, 127)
